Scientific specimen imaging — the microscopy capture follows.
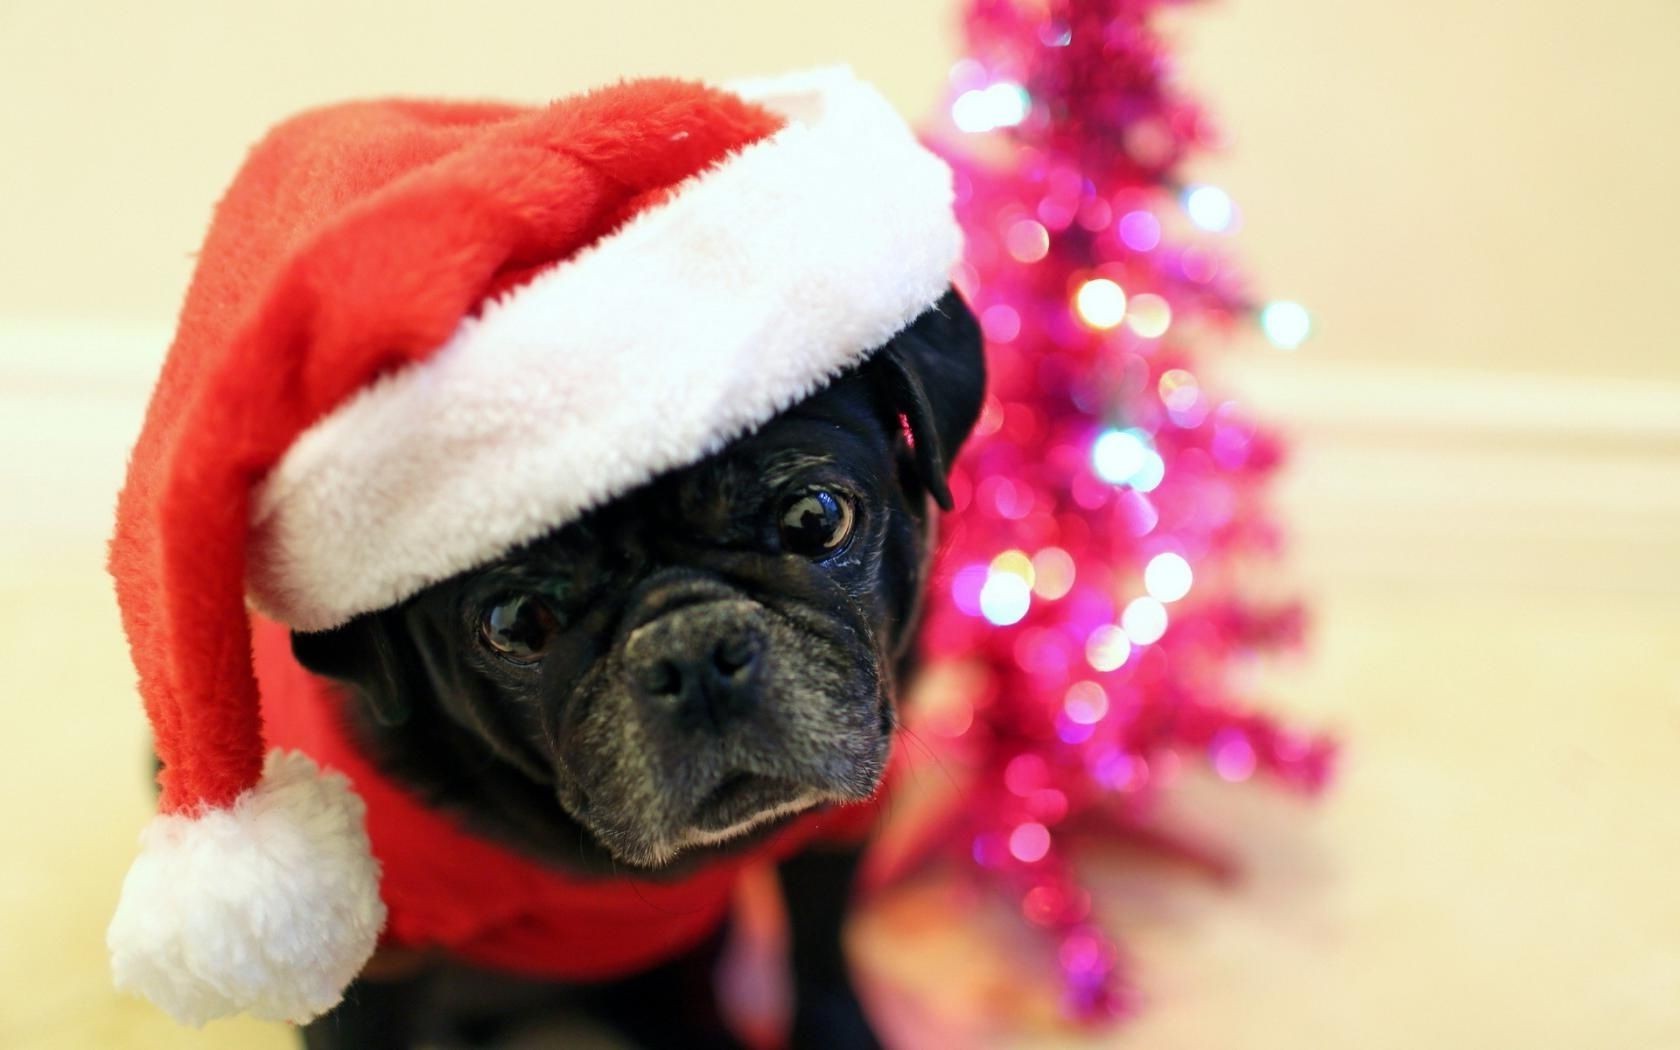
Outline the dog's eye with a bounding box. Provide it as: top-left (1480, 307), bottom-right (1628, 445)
top-left (778, 488), bottom-right (855, 557)
top-left (479, 595), bottom-right (558, 664)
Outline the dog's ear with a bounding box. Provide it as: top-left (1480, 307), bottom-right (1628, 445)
top-left (291, 612), bottom-right (419, 727)
top-left (872, 288), bottom-right (987, 510)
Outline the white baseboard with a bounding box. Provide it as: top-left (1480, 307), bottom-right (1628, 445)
top-left (1216, 358), bottom-right (1680, 594)
top-left (5, 320), bottom-right (1678, 592)
top-left (1218, 358), bottom-right (1680, 448)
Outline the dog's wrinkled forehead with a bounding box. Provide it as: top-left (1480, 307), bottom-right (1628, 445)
top-left (586, 376), bottom-right (891, 535)
top-left (762, 450), bottom-right (842, 488)
top-left (454, 374), bottom-right (891, 606)
top-left (667, 449), bottom-right (836, 546)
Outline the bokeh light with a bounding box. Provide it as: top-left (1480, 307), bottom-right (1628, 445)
top-left (980, 571), bottom-right (1032, 625)
top-left (1093, 749), bottom-right (1147, 792)
top-left (1031, 547), bottom-right (1077, 600)
top-left (991, 548), bottom-right (1036, 586)
top-left (1125, 292), bottom-right (1172, 338)
top-left (1057, 716), bottom-right (1095, 744)
top-left (1085, 624), bottom-right (1131, 671)
top-left (1116, 209), bottom-right (1161, 251)
top-left (1143, 552), bottom-right (1193, 602)
top-left (1157, 369), bottom-right (1198, 412)
top-left (1181, 183), bottom-right (1236, 232)
top-left (1006, 753), bottom-right (1050, 796)
top-left (1074, 278), bottom-right (1128, 329)
top-left (1129, 449), bottom-right (1166, 492)
top-left (1121, 596), bottom-right (1169, 644)
top-left (1009, 821), bottom-right (1052, 863)
top-left (1064, 681), bottom-right (1110, 724)
top-left (951, 564), bottom-right (988, 616)
top-left (1259, 300), bottom-right (1312, 349)
top-left (981, 303), bottom-right (1022, 342)
top-left (1091, 427), bottom-right (1149, 484)
top-left (1210, 728), bottom-right (1258, 782)
top-left (1006, 219), bottom-right (1051, 262)
top-left (952, 81), bottom-right (1032, 133)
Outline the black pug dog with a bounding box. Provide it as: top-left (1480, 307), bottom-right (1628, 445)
top-left (288, 290), bottom-right (984, 1050)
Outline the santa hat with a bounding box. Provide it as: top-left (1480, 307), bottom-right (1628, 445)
top-left (106, 67), bottom-right (961, 1026)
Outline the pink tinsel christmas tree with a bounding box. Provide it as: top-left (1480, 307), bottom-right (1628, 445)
top-left (905, 0), bottom-right (1335, 1019)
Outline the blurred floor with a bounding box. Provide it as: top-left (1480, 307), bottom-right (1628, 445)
top-left (2, 466), bottom-right (1678, 1048)
top-left (855, 582), bottom-right (1680, 1050)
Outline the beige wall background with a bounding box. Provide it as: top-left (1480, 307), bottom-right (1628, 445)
top-left (1192, 0), bottom-right (1680, 383)
top-left (3, 0), bottom-right (1677, 379)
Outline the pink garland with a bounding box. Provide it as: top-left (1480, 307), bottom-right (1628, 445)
top-left (907, 0), bottom-right (1335, 1019)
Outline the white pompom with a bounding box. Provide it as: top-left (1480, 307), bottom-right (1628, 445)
top-left (107, 750), bottom-right (386, 1026)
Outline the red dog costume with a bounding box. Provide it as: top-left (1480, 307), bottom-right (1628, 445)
top-left (254, 615), bottom-right (879, 978)
top-left (106, 69), bottom-right (960, 1026)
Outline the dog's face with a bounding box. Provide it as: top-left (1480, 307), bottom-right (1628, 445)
top-left (293, 292), bottom-right (983, 870)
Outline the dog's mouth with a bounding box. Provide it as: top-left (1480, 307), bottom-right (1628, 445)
top-left (567, 768), bottom-right (833, 868)
top-left (695, 772), bottom-right (797, 823)
top-left (681, 772), bottom-right (820, 842)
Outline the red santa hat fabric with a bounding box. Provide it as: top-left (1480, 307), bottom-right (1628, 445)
top-left (105, 67), bottom-right (960, 1025)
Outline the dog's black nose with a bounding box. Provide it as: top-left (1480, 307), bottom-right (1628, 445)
top-left (629, 616), bottom-right (764, 731)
